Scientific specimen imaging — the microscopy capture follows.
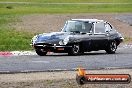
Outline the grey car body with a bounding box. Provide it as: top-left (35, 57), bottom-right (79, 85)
top-left (31, 19), bottom-right (124, 56)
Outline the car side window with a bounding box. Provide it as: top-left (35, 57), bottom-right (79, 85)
top-left (74, 21), bottom-right (92, 33)
top-left (83, 22), bottom-right (92, 33)
top-left (105, 23), bottom-right (112, 32)
top-left (95, 22), bottom-right (105, 33)
top-left (75, 21), bottom-right (82, 31)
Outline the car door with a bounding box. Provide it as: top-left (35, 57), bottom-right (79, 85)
top-left (81, 22), bottom-right (93, 51)
top-left (90, 22), bottom-right (109, 50)
top-left (73, 21), bottom-right (92, 51)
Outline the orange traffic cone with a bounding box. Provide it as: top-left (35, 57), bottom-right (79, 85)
top-left (78, 67), bottom-right (86, 76)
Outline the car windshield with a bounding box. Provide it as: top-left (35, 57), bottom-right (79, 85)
top-left (62, 20), bottom-right (92, 33)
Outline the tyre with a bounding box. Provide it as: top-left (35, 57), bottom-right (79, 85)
top-left (35, 49), bottom-right (47, 56)
top-left (105, 41), bottom-right (117, 54)
top-left (68, 44), bottom-right (80, 56)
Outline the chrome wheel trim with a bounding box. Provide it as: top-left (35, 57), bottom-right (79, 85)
top-left (73, 44), bottom-right (79, 54)
top-left (40, 49), bottom-right (47, 52)
top-left (110, 41), bottom-right (117, 52)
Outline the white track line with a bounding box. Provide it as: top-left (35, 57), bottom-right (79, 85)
top-left (11, 51), bottom-right (37, 56)
top-left (32, 61), bottom-right (50, 63)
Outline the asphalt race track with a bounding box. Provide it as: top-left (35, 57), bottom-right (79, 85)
top-left (0, 45), bottom-right (132, 73)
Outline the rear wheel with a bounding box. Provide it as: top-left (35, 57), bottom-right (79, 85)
top-left (105, 41), bottom-right (117, 54)
top-left (35, 49), bottom-right (47, 56)
top-left (68, 44), bottom-right (81, 56)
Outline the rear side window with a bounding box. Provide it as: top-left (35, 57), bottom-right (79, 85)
top-left (95, 22), bottom-right (105, 33)
top-left (74, 21), bottom-right (92, 33)
top-left (83, 22), bottom-right (92, 33)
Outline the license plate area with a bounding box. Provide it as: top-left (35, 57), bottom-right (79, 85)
top-left (57, 48), bottom-right (64, 51)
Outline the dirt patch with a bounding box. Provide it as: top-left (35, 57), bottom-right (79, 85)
top-left (0, 69), bottom-right (132, 88)
top-left (13, 13), bottom-right (132, 38)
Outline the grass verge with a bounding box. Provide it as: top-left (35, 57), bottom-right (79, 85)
top-left (0, 15), bottom-right (34, 51)
top-left (0, 4), bottom-right (132, 14)
top-left (0, 29), bottom-right (33, 51)
top-left (124, 37), bottom-right (132, 43)
top-left (0, 0), bottom-right (132, 3)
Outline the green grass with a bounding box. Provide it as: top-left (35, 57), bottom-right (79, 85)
top-left (0, 4), bottom-right (132, 14)
top-left (124, 37), bottom-right (132, 43)
top-left (0, 0), bottom-right (132, 3)
top-left (0, 2), bottom-right (132, 51)
top-left (0, 28), bottom-right (33, 51)
top-left (0, 15), bottom-right (34, 51)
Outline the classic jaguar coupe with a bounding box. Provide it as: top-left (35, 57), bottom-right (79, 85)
top-left (31, 19), bottom-right (124, 56)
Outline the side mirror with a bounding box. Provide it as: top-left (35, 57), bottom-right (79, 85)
top-left (61, 28), bottom-right (65, 32)
top-left (90, 30), bottom-right (93, 33)
top-left (89, 30), bottom-right (93, 35)
top-left (61, 28), bottom-right (63, 30)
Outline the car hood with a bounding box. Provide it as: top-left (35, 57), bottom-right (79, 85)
top-left (33, 32), bottom-right (71, 45)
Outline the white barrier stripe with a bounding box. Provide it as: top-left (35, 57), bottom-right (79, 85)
top-left (11, 51), bottom-right (37, 56)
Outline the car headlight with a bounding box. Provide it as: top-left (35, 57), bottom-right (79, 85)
top-left (63, 37), bottom-right (69, 45)
top-left (59, 36), bottom-right (70, 45)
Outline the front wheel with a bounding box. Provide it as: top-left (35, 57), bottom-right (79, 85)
top-left (35, 49), bottom-right (47, 56)
top-left (68, 44), bottom-right (81, 56)
top-left (105, 41), bottom-right (117, 54)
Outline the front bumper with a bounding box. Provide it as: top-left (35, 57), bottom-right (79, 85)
top-left (118, 37), bottom-right (124, 43)
top-left (120, 37), bottom-right (124, 42)
top-left (30, 44), bottom-right (72, 53)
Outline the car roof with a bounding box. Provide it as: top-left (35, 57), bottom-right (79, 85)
top-left (71, 19), bottom-right (104, 23)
